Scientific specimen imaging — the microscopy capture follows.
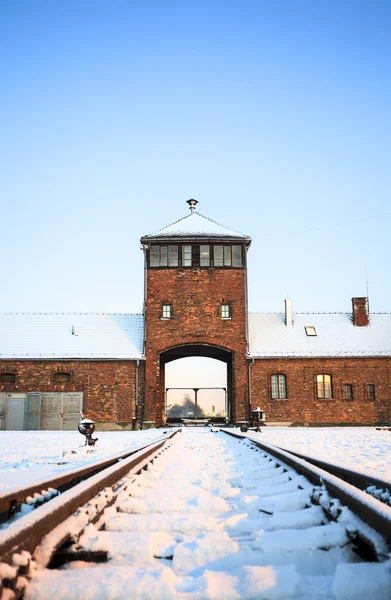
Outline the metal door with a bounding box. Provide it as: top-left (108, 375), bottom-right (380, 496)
top-left (6, 394), bottom-right (26, 430)
top-left (62, 393), bottom-right (83, 430)
top-left (40, 392), bottom-right (83, 430)
top-left (41, 393), bottom-right (61, 430)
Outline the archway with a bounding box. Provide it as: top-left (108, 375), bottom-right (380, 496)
top-left (160, 344), bottom-right (233, 424)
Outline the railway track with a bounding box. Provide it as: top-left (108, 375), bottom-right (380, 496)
top-left (1, 427), bottom-right (390, 599)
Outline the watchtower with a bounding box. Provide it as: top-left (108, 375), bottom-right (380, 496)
top-left (140, 200), bottom-right (252, 426)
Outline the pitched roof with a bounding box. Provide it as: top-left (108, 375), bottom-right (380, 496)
top-left (141, 211), bottom-right (251, 243)
top-left (248, 312), bottom-right (391, 358)
top-left (0, 313), bottom-right (144, 359)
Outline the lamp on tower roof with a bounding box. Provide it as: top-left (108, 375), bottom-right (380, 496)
top-left (186, 198), bottom-right (198, 213)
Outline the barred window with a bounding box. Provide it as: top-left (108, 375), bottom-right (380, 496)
top-left (200, 245), bottom-right (210, 266)
top-left (162, 303), bottom-right (172, 319)
top-left (271, 374), bottom-right (287, 399)
top-left (54, 372), bottom-right (71, 383)
top-left (221, 304), bottom-right (231, 319)
top-left (365, 384), bottom-right (376, 400)
top-left (317, 374), bottom-right (333, 399)
top-left (0, 372), bottom-right (16, 384)
top-left (182, 245), bottom-right (192, 267)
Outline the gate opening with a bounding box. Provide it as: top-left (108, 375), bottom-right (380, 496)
top-left (162, 347), bottom-right (232, 424)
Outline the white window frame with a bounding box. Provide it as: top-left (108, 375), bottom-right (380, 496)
top-left (221, 304), bottom-right (231, 319)
top-left (162, 303), bottom-right (172, 319)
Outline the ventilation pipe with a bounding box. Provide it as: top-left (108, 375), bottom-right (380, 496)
top-left (285, 298), bottom-right (293, 327)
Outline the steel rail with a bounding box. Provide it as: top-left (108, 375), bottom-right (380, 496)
top-left (0, 432), bottom-right (178, 568)
top-left (222, 429), bottom-right (391, 548)
top-left (270, 445), bottom-right (391, 493)
top-left (0, 431), bottom-right (177, 524)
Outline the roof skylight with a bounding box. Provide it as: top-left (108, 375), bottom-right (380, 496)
top-left (305, 326), bottom-right (317, 336)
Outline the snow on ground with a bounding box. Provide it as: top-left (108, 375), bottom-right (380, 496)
top-left (1, 427), bottom-right (390, 494)
top-left (25, 428), bottom-right (391, 600)
top-left (243, 427), bottom-right (391, 481)
top-left (0, 430), bottom-right (164, 492)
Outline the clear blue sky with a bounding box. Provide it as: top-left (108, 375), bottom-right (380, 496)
top-left (1, 1), bottom-right (390, 315)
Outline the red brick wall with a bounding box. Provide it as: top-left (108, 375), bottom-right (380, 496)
top-left (0, 360), bottom-right (143, 424)
top-left (250, 357), bottom-right (391, 425)
top-left (145, 268), bottom-right (249, 425)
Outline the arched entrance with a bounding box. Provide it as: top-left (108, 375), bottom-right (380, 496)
top-left (159, 344), bottom-right (233, 424)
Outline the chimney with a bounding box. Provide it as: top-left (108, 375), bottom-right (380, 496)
top-left (285, 298), bottom-right (293, 327)
top-left (352, 297), bottom-right (369, 327)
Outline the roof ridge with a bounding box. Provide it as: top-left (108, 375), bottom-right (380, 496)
top-left (0, 312), bottom-right (143, 316)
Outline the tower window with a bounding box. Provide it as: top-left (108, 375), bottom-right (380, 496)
top-left (221, 304), bottom-right (231, 319)
top-left (168, 246), bottom-right (178, 267)
top-left (271, 374), bottom-right (287, 399)
top-left (200, 245), bottom-right (210, 266)
top-left (0, 372), bottom-right (16, 384)
top-left (214, 245), bottom-right (242, 267)
top-left (317, 374), bottom-right (333, 399)
top-left (162, 303), bottom-right (172, 319)
top-left (365, 384), bottom-right (376, 400)
top-left (232, 246), bottom-right (242, 266)
top-left (150, 245), bottom-right (178, 267)
top-left (182, 245), bottom-right (192, 267)
top-left (214, 246), bottom-right (224, 266)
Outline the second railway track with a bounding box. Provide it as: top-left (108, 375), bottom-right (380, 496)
top-left (1, 427), bottom-right (391, 599)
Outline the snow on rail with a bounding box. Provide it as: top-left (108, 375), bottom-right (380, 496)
top-left (223, 429), bottom-right (391, 548)
top-left (25, 428), bottom-right (391, 600)
top-left (0, 436), bottom-right (174, 567)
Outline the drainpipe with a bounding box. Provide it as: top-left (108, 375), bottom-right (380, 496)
top-left (248, 358), bottom-right (254, 421)
top-left (139, 243), bottom-right (148, 430)
top-left (245, 246), bottom-right (250, 354)
top-left (135, 359), bottom-right (139, 408)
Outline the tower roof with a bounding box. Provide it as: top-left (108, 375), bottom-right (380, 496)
top-left (141, 209), bottom-right (251, 245)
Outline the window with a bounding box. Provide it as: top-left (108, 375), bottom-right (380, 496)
top-left (342, 384), bottom-right (353, 400)
top-left (221, 304), bottom-right (231, 319)
top-left (365, 384), bottom-right (376, 400)
top-left (232, 246), bottom-right (242, 267)
top-left (162, 303), bottom-right (172, 319)
top-left (305, 326), bottom-right (317, 336)
top-left (182, 245), bottom-right (192, 267)
top-left (214, 246), bottom-right (224, 266)
top-left (168, 246), bottom-right (178, 266)
top-left (150, 245), bottom-right (178, 267)
top-left (223, 246), bottom-right (232, 266)
top-left (54, 372), bottom-right (71, 383)
top-left (0, 372), bottom-right (16, 384)
top-left (200, 245), bottom-right (210, 266)
top-left (213, 245), bottom-right (242, 267)
top-left (271, 374), bottom-right (287, 399)
top-left (317, 374), bottom-right (333, 399)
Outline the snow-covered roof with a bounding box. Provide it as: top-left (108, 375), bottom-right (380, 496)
top-left (248, 312), bottom-right (391, 358)
top-left (141, 211), bottom-right (251, 243)
top-left (0, 313), bottom-right (144, 359)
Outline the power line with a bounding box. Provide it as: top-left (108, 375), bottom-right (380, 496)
top-left (262, 210), bottom-right (391, 242)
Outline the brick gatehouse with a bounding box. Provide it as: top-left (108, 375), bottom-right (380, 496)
top-left (1, 200), bottom-right (390, 430)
